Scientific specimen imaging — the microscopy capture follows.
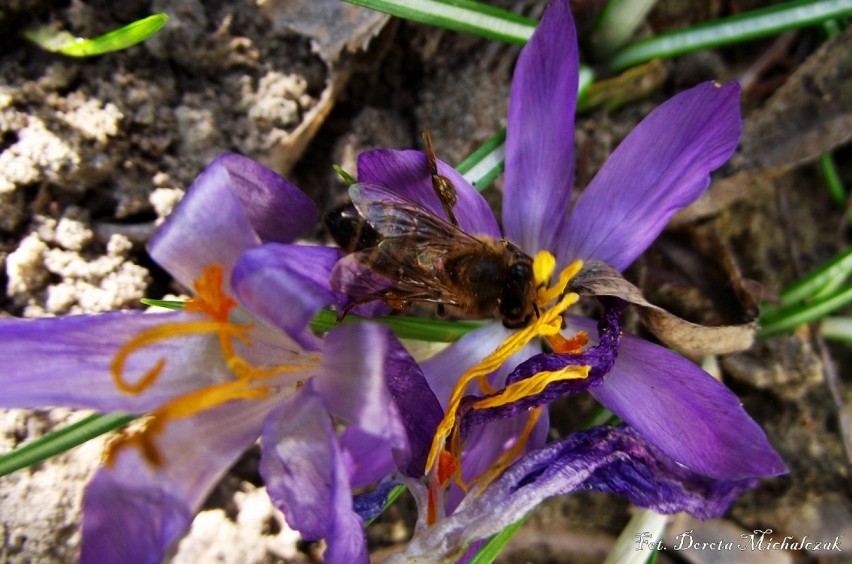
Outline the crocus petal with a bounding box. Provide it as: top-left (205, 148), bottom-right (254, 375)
top-left (573, 318), bottom-right (787, 479)
top-left (231, 243), bottom-right (342, 351)
top-left (217, 152), bottom-right (318, 245)
top-left (503, 0), bottom-right (578, 255)
top-left (261, 391), bottom-right (367, 563)
top-left (0, 311), bottom-right (231, 412)
top-left (149, 153), bottom-right (316, 290)
top-left (391, 426), bottom-right (755, 562)
top-left (82, 397), bottom-right (276, 563)
top-left (420, 322), bottom-right (516, 407)
top-left (357, 149), bottom-right (501, 238)
top-left (317, 324), bottom-right (412, 469)
top-left (557, 82), bottom-right (742, 271)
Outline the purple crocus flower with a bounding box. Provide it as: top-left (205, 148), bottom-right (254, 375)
top-left (347, 0), bottom-right (786, 485)
top-left (0, 153), bottom-right (442, 563)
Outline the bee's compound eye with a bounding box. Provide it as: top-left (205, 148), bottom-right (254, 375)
top-left (509, 262), bottom-right (531, 283)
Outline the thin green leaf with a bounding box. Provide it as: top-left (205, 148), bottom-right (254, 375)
top-left (609, 0), bottom-right (852, 71)
top-left (310, 309), bottom-right (483, 342)
top-left (344, 0), bottom-right (535, 44)
top-left (775, 246), bottom-right (852, 309)
top-left (333, 164), bottom-right (358, 186)
top-left (469, 512), bottom-right (530, 564)
top-left (0, 413), bottom-right (136, 477)
top-left (591, 0), bottom-right (659, 56)
top-left (141, 298), bottom-right (186, 310)
top-left (820, 153), bottom-right (848, 208)
top-left (365, 484), bottom-right (407, 526)
top-left (25, 13), bottom-right (168, 57)
top-left (759, 284), bottom-right (852, 338)
top-left (822, 316), bottom-right (852, 344)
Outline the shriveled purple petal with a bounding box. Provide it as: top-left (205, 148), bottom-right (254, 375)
top-left (459, 303), bottom-right (624, 431)
top-left (82, 396), bottom-right (275, 563)
top-left (231, 243), bottom-right (343, 351)
top-left (352, 480), bottom-right (398, 523)
top-left (576, 318), bottom-right (787, 479)
top-left (392, 426), bottom-right (755, 561)
top-left (503, 0), bottom-right (578, 255)
top-left (0, 311), bottom-right (231, 412)
top-left (357, 149), bottom-right (501, 238)
top-left (261, 392), bottom-right (367, 563)
top-left (557, 82), bottom-right (742, 271)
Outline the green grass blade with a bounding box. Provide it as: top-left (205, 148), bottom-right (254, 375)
top-left (0, 413), bottom-right (136, 476)
top-left (344, 0), bottom-right (535, 44)
top-left (364, 484), bottom-right (407, 526)
top-left (609, 0), bottom-right (852, 71)
top-left (776, 247), bottom-right (852, 309)
top-left (141, 298), bottom-right (186, 310)
top-left (822, 316), bottom-right (852, 344)
top-left (759, 284), bottom-right (852, 338)
top-left (591, 0), bottom-right (658, 56)
top-left (311, 309), bottom-right (483, 342)
top-left (469, 512), bottom-right (530, 564)
top-left (820, 153), bottom-right (848, 208)
top-left (26, 13), bottom-right (168, 57)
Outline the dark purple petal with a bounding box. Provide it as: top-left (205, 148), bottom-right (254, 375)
top-left (216, 152), bottom-right (317, 244)
top-left (82, 396), bottom-right (274, 563)
top-left (357, 149), bottom-right (501, 238)
top-left (231, 243), bottom-right (343, 351)
top-left (261, 392), bottom-right (367, 563)
top-left (352, 480), bottom-right (398, 523)
top-left (503, 0), bottom-right (578, 255)
top-left (380, 330), bottom-right (444, 477)
top-left (557, 82), bottom-right (742, 271)
top-left (579, 319), bottom-right (787, 479)
top-left (0, 311), bottom-right (231, 412)
top-left (394, 425), bottom-right (755, 560)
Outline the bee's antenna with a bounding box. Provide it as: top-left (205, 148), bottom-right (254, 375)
top-left (422, 130), bottom-right (459, 227)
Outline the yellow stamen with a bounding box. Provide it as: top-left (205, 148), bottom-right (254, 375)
top-left (533, 250), bottom-right (556, 287)
top-left (424, 259), bottom-right (585, 476)
top-left (468, 407), bottom-right (543, 491)
top-left (106, 263), bottom-right (318, 467)
top-left (471, 364), bottom-right (590, 410)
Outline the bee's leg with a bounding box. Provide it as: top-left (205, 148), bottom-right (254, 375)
top-left (422, 130), bottom-right (459, 227)
top-left (533, 302), bottom-right (541, 320)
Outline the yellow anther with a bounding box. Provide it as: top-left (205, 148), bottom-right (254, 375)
top-left (471, 364), bottom-right (590, 410)
top-left (468, 407), bottom-right (543, 491)
top-left (425, 261), bottom-right (584, 475)
top-left (533, 250), bottom-right (557, 287)
top-left (537, 259), bottom-right (583, 306)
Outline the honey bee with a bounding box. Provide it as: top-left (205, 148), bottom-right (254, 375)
top-left (326, 133), bottom-right (539, 329)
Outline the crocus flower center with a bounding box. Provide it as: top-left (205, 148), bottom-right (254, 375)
top-left (105, 264), bottom-right (317, 467)
top-left (425, 254), bottom-right (590, 497)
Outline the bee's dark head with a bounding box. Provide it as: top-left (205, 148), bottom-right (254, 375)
top-left (499, 261), bottom-right (536, 328)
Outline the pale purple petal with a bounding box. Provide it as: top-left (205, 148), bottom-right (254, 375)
top-left (503, 0), bottom-right (578, 255)
top-left (575, 318), bottom-right (787, 479)
top-left (392, 426), bottom-right (755, 561)
top-left (0, 311), bottom-right (231, 412)
top-left (339, 427), bottom-right (397, 486)
top-left (557, 82), bottom-right (742, 271)
top-left (148, 155), bottom-right (263, 290)
top-left (231, 243), bottom-right (343, 351)
top-left (261, 392), bottom-right (367, 563)
top-left (82, 397), bottom-right (276, 563)
top-left (317, 324), bottom-right (408, 458)
top-left (149, 153), bottom-right (316, 290)
top-left (357, 149), bottom-right (501, 238)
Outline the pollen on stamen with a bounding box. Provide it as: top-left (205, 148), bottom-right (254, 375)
top-left (424, 259), bottom-right (586, 477)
